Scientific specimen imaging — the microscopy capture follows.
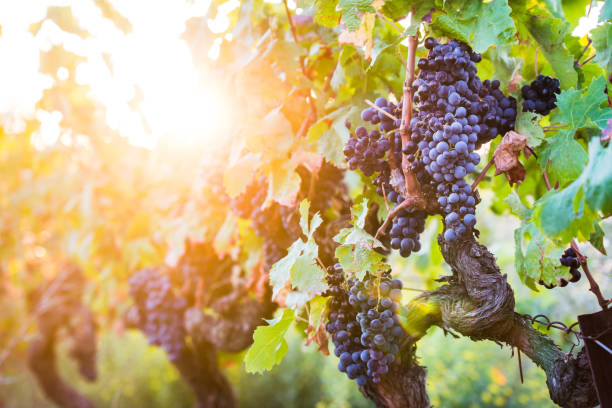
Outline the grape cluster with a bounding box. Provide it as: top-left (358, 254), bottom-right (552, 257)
top-left (521, 75), bottom-right (561, 116)
top-left (538, 247), bottom-right (583, 289)
top-left (230, 176), bottom-right (267, 221)
top-left (129, 268), bottom-right (186, 361)
top-left (406, 37), bottom-right (516, 242)
top-left (482, 79), bottom-right (518, 143)
top-left (325, 264), bottom-right (366, 384)
top-left (349, 271), bottom-right (405, 384)
top-left (353, 98), bottom-right (427, 257)
top-left (325, 264), bottom-right (406, 386)
top-left (389, 205), bottom-right (426, 257)
top-left (344, 125), bottom-right (391, 176)
top-left (297, 162), bottom-right (346, 215)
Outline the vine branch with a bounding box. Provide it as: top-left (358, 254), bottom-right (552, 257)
top-left (571, 240), bottom-right (610, 311)
top-left (399, 35), bottom-right (420, 196)
top-left (375, 195), bottom-right (425, 239)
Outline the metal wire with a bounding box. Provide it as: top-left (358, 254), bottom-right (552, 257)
top-left (521, 313), bottom-right (582, 336)
top-left (522, 313), bottom-right (612, 355)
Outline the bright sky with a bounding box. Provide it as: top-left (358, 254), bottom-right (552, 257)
top-left (0, 0), bottom-right (239, 149)
top-left (0, 0), bottom-right (602, 150)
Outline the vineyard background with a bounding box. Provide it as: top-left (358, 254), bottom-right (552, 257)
top-left (0, 0), bottom-right (611, 407)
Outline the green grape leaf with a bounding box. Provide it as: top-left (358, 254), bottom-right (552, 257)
top-left (555, 75), bottom-right (612, 130)
top-left (562, 0), bottom-right (591, 27)
top-left (369, 34), bottom-right (405, 70)
top-left (314, 0), bottom-right (341, 27)
top-left (267, 159), bottom-right (301, 206)
top-left (514, 222), bottom-right (566, 289)
top-left (432, 0), bottom-right (516, 53)
top-left (515, 110), bottom-right (545, 147)
top-left (582, 136), bottom-right (612, 216)
top-left (269, 200), bottom-right (327, 299)
top-left (245, 309), bottom-right (295, 373)
top-left (334, 199), bottom-right (388, 280)
top-left (538, 129), bottom-right (587, 186)
top-left (514, 6), bottom-right (578, 88)
top-left (308, 106), bottom-right (356, 167)
top-left (504, 190), bottom-right (533, 221)
top-left (600, 0), bottom-right (612, 22)
top-left (591, 22), bottom-right (612, 70)
top-left (338, 0), bottom-right (376, 31)
top-left (432, 15), bottom-right (470, 44)
top-left (589, 221), bottom-right (607, 255)
top-left (382, 0), bottom-right (434, 22)
top-left (514, 225), bottom-right (538, 291)
top-left (533, 183), bottom-right (595, 242)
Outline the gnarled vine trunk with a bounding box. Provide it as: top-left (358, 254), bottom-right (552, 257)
top-left (362, 234), bottom-right (599, 408)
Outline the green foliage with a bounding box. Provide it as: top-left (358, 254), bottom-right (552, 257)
top-left (245, 309), bottom-right (296, 373)
top-left (270, 200), bottom-right (327, 301)
top-left (432, 0), bottom-right (516, 53)
top-left (3, 0), bottom-right (612, 406)
top-left (553, 75), bottom-right (612, 130)
top-left (592, 22), bottom-right (612, 71)
top-left (511, 3), bottom-right (578, 87)
top-left (334, 199), bottom-right (388, 280)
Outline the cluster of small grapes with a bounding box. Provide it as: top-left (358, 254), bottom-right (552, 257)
top-left (521, 75), bottom-right (561, 116)
top-left (344, 125), bottom-right (391, 176)
top-left (349, 271), bottom-right (405, 384)
top-left (361, 98), bottom-right (402, 132)
top-left (406, 38), bottom-right (516, 242)
top-left (230, 176), bottom-right (267, 220)
top-left (389, 204), bottom-right (426, 257)
top-left (347, 98), bottom-right (427, 257)
top-left (481, 79), bottom-right (518, 144)
top-left (230, 177), bottom-right (287, 241)
top-left (325, 264), bottom-right (406, 386)
top-left (129, 268), bottom-right (187, 361)
top-left (324, 264), bottom-right (367, 385)
top-left (296, 162), bottom-right (346, 215)
top-left (538, 247), bottom-right (582, 289)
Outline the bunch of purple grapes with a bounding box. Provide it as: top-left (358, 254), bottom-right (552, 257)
top-left (344, 125), bottom-right (391, 177)
top-left (538, 247), bottom-right (583, 289)
top-left (324, 264), bottom-right (368, 385)
top-left (325, 264), bottom-right (406, 386)
top-left (406, 37), bottom-right (517, 242)
top-left (349, 271), bottom-right (405, 384)
top-left (521, 75), bottom-right (561, 116)
top-left (129, 268), bottom-right (187, 361)
top-left (347, 97), bottom-right (427, 258)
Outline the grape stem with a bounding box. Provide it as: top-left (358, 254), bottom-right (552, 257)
top-left (296, 98), bottom-right (317, 139)
top-left (374, 195), bottom-right (425, 239)
top-left (282, 0), bottom-right (300, 45)
top-left (576, 54), bottom-right (596, 68)
top-left (399, 35), bottom-right (421, 196)
top-left (575, 37), bottom-right (592, 64)
top-left (571, 240), bottom-right (610, 311)
top-left (470, 156), bottom-right (495, 190)
top-left (542, 169), bottom-right (552, 190)
top-left (364, 99), bottom-right (399, 122)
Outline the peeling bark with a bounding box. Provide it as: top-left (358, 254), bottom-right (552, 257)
top-left (361, 345), bottom-right (430, 408)
top-left (393, 235), bottom-right (598, 408)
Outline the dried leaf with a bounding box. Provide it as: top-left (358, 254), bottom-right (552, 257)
top-left (338, 12), bottom-right (375, 59)
top-left (508, 64), bottom-right (523, 94)
top-left (494, 131), bottom-right (528, 185)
